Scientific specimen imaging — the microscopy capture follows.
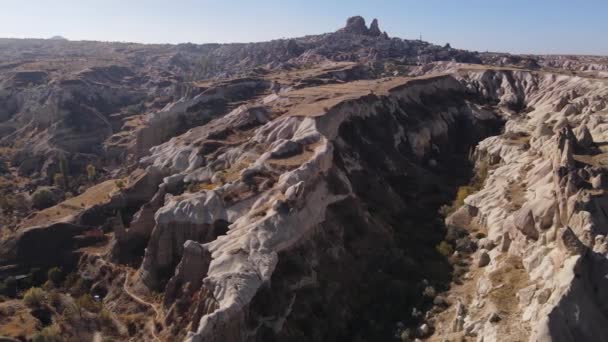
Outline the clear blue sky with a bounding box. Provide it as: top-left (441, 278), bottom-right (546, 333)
top-left (1, 0), bottom-right (607, 55)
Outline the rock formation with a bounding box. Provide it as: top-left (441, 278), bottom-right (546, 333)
top-left (2, 15), bottom-right (608, 342)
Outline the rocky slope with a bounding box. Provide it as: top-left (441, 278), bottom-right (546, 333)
top-left (2, 16), bottom-right (608, 342)
top-left (428, 69), bottom-right (608, 342)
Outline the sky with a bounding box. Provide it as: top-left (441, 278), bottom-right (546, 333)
top-left (1, 0), bottom-right (607, 55)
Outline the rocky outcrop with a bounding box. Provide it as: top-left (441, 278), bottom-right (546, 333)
top-left (128, 71), bottom-right (514, 341)
top-left (368, 19), bottom-right (382, 37)
top-left (4, 17), bottom-right (608, 342)
top-left (341, 16), bottom-right (369, 35)
top-left (0, 222), bottom-right (91, 268)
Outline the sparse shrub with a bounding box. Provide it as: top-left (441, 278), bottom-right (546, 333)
top-left (31, 325), bottom-right (62, 342)
top-left (23, 287), bottom-right (47, 307)
top-left (115, 179), bottom-right (125, 189)
top-left (98, 308), bottom-right (113, 327)
top-left (453, 186), bottom-right (474, 209)
top-left (423, 285), bottom-right (436, 298)
top-left (436, 241), bottom-right (454, 257)
top-left (0, 193), bottom-right (29, 213)
top-left (442, 160), bottom-right (490, 216)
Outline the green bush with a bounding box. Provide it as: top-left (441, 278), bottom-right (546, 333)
top-left (436, 241), bottom-right (454, 257)
top-left (23, 287), bottom-right (47, 307)
top-left (31, 188), bottom-right (57, 210)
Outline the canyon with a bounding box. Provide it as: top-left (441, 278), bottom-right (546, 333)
top-left (1, 16), bottom-right (608, 342)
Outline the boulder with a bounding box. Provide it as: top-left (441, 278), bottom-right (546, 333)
top-left (559, 226), bottom-right (586, 255)
top-left (513, 207), bottom-right (538, 240)
top-left (477, 251), bottom-right (490, 267)
top-left (576, 125), bottom-right (595, 149)
top-left (500, 233), bottom-right (512, 252)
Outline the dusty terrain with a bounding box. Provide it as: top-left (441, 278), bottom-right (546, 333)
top-left (1, 16), bottom-right (608, 342)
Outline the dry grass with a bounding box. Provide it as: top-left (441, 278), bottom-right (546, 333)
top-left (0, 300), bottom-right (39, 338)
top-left (286, 77), bottom-right (415, 118)
top-left (488, 255), bottom-right (531, 340)
top-left (489, 255), bottom-right (529, 311)
top-left (187, 182), bottom-right (217, 193)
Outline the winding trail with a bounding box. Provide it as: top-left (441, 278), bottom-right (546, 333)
top-left (123, 271), bottom-right (162, 342)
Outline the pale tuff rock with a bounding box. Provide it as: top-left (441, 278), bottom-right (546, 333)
top-left (67, 67), bottom-right (608, 342)
top-left (432, 68), bottom-right (608, 342)
top-left (135, 71), bottom-right (509, 341)
top-left (513, 207), bottom-right (538, 240)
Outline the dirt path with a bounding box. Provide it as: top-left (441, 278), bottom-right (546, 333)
top-left (123, 271), bottom-right (162, 342)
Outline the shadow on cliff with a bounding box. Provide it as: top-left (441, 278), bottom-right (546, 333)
top-left (248, 91), bottom-right (504, 341)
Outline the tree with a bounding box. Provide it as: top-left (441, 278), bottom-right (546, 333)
top-left (56, 155), bottom-right (69, 189)
top-left (31, 187), bottom-right (57, 210)
top-left (23, 287), bottom-right (47, 307)
top-left (53, 173), bottom-right (64, 188)
top-left (86, 164), bottom-right (96, 181)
